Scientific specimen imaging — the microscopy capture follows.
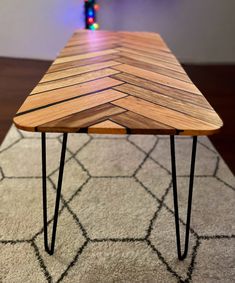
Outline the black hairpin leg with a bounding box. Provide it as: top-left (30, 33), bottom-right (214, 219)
top-left (170, 135), bottom-right (197, 260)
top-left (41, 132), bottom-right (68, 255)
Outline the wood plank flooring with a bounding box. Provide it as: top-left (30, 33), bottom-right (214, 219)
top-left (184, 64), bottom-right (235, 174)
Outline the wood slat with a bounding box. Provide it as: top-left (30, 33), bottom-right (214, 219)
top-left (54, 49), bottom-right (119, 64)
top-left (111, 73), bottom-right (211, 109)
top-left (14, 30), bottom-right (223, 135)
top-left (117, 47), bottom-right (181, 67)
top-left (67, 36), bottom-right (116, 46)
top-left (60, 43), bottom-right (118, 57)
top-left (114, 83), bottom-right (222, 126)
top-left (14, 89), bottom-right (127, 131)
top-left (64, 38), bottom-right (118, 50)
top-left (116, 57), bottom-right (190, 83)
top-left (112, 64), bottom-right (201, 95)
top-left (112, 96), bottom-right (221, 135)
top-left (38, 103), bottom-right (125, 133)
top-left (110, 111), bottom-right (175, 135)
top-left (88, 120), bottom-right (127, 134)
top-left (117, 47), bottom-right (184, 72)
top-left (40, 61), bottom-right (121, 83)
top-left (31, 68), bottom-right (120, 94)
top-left (47, 54), bottom-right (119, 73)
top-left (68, 35), bottom-right (118, 47)
top-left (119, 32), bottom-right (170, 52)
top-left (121, 40), bottom-right (175, 60)
top-left (18, 77), bottom-right (123, 114)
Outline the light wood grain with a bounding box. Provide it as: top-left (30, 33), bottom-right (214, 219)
top-left (47, 54), bottom-right (119, 73)
top-left (14, 30), bottom-right (223, 135)
top-left (110, 111), bottom-right (175, 135)
top-left (31, 68), bottom-right (120, 94)
top-left (112, 96), bottom-right (221, 135)
top-left (18, 77), bottom-right (123, 114)
top-left (88, 120), bottom-right (127, 134)
top-left (54, 49), bottom-right (118, 64)
top-left (111, 73), bottom-right (211, 108)
top-left (40, 61), bottom-right (121, 83)
top-left (114, 84), bottom-right (221, 126)
top-left (112, 64), bottom-right (201, 95)
top-left (117, 48), bottom-right (184, 73)
top-left (38, 103), bottom-right (125, 133)
top-left (116, 57), bottom-right (190, 82)
top-left (14, 89), bottom-right (127, 131)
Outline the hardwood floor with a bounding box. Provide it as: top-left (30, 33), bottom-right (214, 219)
top-left (0, 57), bottom-right (234, 174)
top-left (183, 64), bottom-right (235, 174)
top-left (0, 57), bottom-right (51, 142)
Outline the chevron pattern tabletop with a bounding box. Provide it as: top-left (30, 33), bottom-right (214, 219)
top-left (14, 30), bottom-right (223, 136)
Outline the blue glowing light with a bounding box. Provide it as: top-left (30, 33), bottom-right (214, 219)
top-left (88, 9), bottom-right (94, 17)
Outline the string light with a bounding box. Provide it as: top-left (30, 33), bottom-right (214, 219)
top-left (84, 0), bottom-right (99, 30)
top-left (94, 4), bottom-right (99, 11)
top-left (88, 17), bottom-right (94, 24)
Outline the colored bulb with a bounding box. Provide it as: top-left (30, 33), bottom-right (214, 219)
top-left (88, 17), bottom-right (94, 24)
top-left (89, 23), bottom-right (99, 30)
top-left (88, 9), bottom-right (94, 17)
top-left (94, 4), bottom-right (100, 11)
top-left (93, 23), bottom-right (99, 29)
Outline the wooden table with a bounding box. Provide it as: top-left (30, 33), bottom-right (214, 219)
top-left (13, 30), bottom-right (223, 259)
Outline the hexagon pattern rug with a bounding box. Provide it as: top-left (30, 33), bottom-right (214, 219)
top-left (0, 125), bottom-right (234, 283)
